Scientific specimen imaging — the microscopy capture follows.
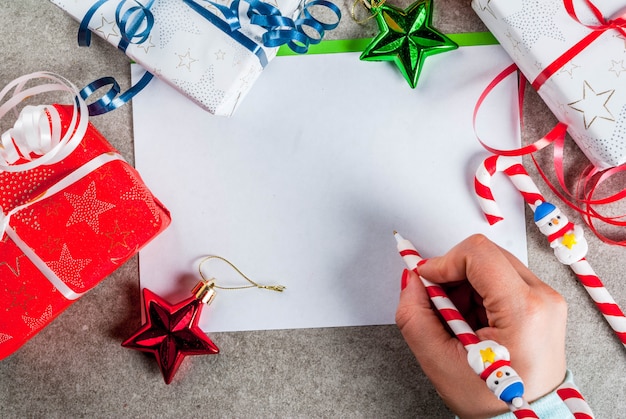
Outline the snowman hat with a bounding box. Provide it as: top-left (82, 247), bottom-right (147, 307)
top-left (534, 201), bottom-right (559, 227)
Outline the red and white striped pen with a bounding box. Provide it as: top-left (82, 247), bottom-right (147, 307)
top-left (393, 231), bottom-right (594, 418)
top-left (393, 231), bottom-right (535, 416)
top-left (394, 231), bottom-right (480, 348)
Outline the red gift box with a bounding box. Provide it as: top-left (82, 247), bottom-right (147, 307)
top-left (0, 104), bottom-right (170, 360)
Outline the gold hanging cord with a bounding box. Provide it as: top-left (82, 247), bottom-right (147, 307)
top-left (198, 255), bottom-right (285, 292)
top-left (351, 0), bottom-right (386, 24)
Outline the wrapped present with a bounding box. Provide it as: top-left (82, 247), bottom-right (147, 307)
top-left (0, 73), bottom-right (170, 360)
top-left (49, 0), bottom-right (340, 116)
top-left (472, 0), bottom-right (626, 169)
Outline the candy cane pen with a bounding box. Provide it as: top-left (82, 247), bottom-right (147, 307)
top-left (393, 232), bottom-right (536, 417)
top-left (475, 155), bottom-right (626, 349)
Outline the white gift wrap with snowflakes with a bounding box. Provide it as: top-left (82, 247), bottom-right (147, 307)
top-left (472, 0), bottom-right (626, 169)
top-left (50, 0), bottom-right (302, 116)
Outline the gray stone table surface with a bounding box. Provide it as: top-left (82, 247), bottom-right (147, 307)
top-left (1, 1), bottom-right (625, 417)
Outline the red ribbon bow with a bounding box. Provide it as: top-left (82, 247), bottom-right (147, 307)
top-left (532, 0), bottom-right (626, 90)
top-left (565, 0), bottom-right (626, 34)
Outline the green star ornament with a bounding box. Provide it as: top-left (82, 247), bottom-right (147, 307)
top-left (360, 0), bottom-right (458, 88)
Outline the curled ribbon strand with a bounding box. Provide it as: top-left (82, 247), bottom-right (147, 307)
top-left (79, 72), bottom-right (154, 116)
top-left (78, 0), bottom-right (155, 115)
top-left (254, 0), bottom-right (342, 53)
top-left (188, 0), bottom-right (341, 55)
top-left (79, 0), bottom-right (156, 50)
top-left (0, 72), bottom-right (88, 172)
top-left (115, 0), bottom-right (156, 51)
top-left (474, 66), bottom-right (626, 246)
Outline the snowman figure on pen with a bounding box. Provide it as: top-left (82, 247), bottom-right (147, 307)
top-left (534, 200), bottom-right (588, 265)
top-left (467, 341), bottom-right (525, 407)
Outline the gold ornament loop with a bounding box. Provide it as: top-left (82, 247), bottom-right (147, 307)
top-left (197, 255), bottom-right (285, 292)
top-left (351, 0), bottom-right (386, 24)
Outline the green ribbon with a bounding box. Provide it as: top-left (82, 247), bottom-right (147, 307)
top-left (277, 31), bottom-right (498, 56)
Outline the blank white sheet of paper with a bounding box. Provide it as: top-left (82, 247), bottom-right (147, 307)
top-left (131, 45), bottom-right (526, 332)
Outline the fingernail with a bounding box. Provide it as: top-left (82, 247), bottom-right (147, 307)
top-left (401, 269), bottom-right (410, 290)
top-left (414, 259), bottom-right (427, 275)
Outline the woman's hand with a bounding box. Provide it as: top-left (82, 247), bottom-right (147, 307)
top-left (396, 234), bottom-right (567, 418)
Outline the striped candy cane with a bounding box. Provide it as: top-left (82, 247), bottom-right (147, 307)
top-left (556, 382), bottom-right (594, 419)
top-left (509, 382), bottom-right (595, 419)
top-left (570, 260), bottom-right (626, 346)
top-left (475, 155), bottom-right (626, 349)
top-left (475, 155), bottom-right (544, 224)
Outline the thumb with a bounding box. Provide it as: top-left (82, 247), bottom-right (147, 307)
top-left (396, 269), bottom-right (463, 362)
top-left (396, 269), bottom-right (500, 417)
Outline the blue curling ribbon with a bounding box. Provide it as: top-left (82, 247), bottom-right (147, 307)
top-left (78, 0), bottom-right (156, 115)
top-left (76, 0), bottom-right (341, 114)
top-left (194, 0), bottom-right (245, 31)
top-left (79, 71), bottom-right (154, 116)
top-left (252, 0), bottom-right (341, 53)
top-left (78, 0), bottom-right (110, 47)
top-left (187, 0), bottom-right (341, 55)
top-left (183, 0), bottom-right (269, 67)
top-left (115, 0), bottom-right (156, 51)
top-left (79, 0), bottom-right (155, 51)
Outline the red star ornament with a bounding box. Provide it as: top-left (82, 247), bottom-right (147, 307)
top-left (122, 287), bottom-right (219, 384)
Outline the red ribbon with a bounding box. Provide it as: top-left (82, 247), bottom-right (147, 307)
top-left (473, 64), bottom-right (568, 157)
top-left (474, 0), bottom-right (626, 245)
top-left (472, 64), bottom-right (567, 157)
top-left (475, 70), bottom-right (626, 245)
top-left (532, 0), bottom-right (626, 90)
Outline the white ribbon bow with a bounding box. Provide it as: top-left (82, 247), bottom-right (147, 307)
top-left (0, 72), bottom-right (95, 300)
top-left (0, 72), bottom-right (88, 172)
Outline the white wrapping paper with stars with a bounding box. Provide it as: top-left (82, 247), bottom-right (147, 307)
top-left (50, 0), bottom-right (303, 116)
top-left (473, 0), bottom-right (626, 169)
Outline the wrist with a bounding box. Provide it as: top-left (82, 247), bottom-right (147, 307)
top-left (478, 370), bottom-right (576, 419)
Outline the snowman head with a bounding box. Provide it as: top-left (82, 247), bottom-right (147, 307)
top-left (483, 362), bottom-right (525, 404)
top-left (534, 201), bottom-right (567, 235)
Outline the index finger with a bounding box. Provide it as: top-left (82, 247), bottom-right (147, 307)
top-left (417, 234), bottom-right (533, 310)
